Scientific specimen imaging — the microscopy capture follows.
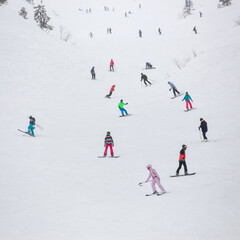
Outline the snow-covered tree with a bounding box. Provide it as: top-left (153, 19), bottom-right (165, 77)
top-left (34, 4), bottom-right (53, 31)
top-left (0, 0), bottom-right (8, 6)
top-left (19, 7), bottom-right (28, 19)
top-left (183, 0), bottom-right (194, 17)
top-left (26, 0), bottom-right (34, 4)
top-left (222, 0), bottom-right (231, 6)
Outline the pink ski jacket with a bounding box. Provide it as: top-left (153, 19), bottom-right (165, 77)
top-left (146, 164), bottom-right (160, 181)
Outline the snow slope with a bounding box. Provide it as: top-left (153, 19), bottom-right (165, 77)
top-left (1, 0), bottom-right (240, 239)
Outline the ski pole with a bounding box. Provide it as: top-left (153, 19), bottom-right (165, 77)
top-left (36, 124), bottom-right (44, 131)
top-left (138, 180), bottom-right (152, 186)
top-left (199, 129), bottom-right (202, 141)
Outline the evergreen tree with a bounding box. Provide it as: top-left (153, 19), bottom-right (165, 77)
top-left (19, 7), bottom-right (28, 19)
top-left (34, 4), bottom-right (53, 31)
top-left (0, 0), bottom-right (8, 6)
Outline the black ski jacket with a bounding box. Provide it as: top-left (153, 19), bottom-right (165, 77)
top-left (200, 120), bottom-right (208, 132)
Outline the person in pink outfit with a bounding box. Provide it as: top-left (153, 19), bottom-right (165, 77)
top-left (145, 164), bottom-right (166, 194)
top-left (109, 59), bottom-right (114, 71)
top-left (103, 131), bottom-right (114, 157)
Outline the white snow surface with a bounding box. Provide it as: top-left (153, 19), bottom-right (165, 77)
top-left (1, 0), bottom-right (240, 239)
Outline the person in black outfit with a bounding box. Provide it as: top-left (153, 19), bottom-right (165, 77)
top-left (139, 30), bottom-right (142, 38)
top-left (193, 26), bottom-right (197, 34)
top-left (141, 73), bottom-right (151, 86)
top-left (199, 118), bottom-right (208, 141)
top-left (90, 67), bottom-right (96, 79)
top-left (176, 145), bottom-right (188, 175)
top-left (158, 28), bottom-right (161, 35)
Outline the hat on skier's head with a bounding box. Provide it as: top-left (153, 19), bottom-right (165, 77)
top-left (107, 131), bottom-right (111, 135)
top-left (120, 99), bottom-right (123, 102)
top-left (200, 118), bottom-right (203, 121)
top-left (141, 73), bottom-right (143, 75)
top-left (146, 164), bottom-right (152, 170)
top-left (186, 92), bottom-right (188, 94)
top-left (29, 115), bottom-right (32, 118)
top-left (168, 81), bottom-right (170, 83)
top-left (182, 144), bottom-right (187, 148)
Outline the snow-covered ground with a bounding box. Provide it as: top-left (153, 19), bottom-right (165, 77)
top-left (1, 0), bottom-right (240, 239)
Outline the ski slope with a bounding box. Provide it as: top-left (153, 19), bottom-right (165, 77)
top-left (1, 0), bottom-right (240, 239)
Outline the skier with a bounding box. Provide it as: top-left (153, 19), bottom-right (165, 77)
top-left (145, 164), bottom-right (166, 194)
top-left (90, 66), bottom-right (96, 79)
top-left (182, 92), bottom-right (193, 110)
top-left (125, 12), bottom-right (127, 17)
top-left (28, 115), bottom-right (35, 136)
top-left (89, 32), bottom-right (93, 38)
top-left (103, 131), bottom-right (114, 157)
top-left (141, 73), bottom-right (151, 86)
top-left (199, 118), bottom-right (208, 141)
top-left (145, 62), bottom-right (153, 69)
top-left (168, 81), bottom-right (180, 97)
top-left (176, 145), bottom-right (188, 176)
top-left (109, 28), bottom-right (112, 34)
top-left (110, 59), bottom-right (114, 71)
top-left (118, 99), bottom-right (128, 116)
top-left (158, 27), bottom-right (161, 35)
top-left (139, 30), bottom-right (142, 38)
top-left (199, 11), bottom-right (202, 17)
top-left (106, 85), bottom-right (115, 98)
top-left (193, 26), bottom-right (197, 34)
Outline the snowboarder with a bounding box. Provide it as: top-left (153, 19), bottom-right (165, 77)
top-left (145, 62), bottom-right (153, 69)
top-left (103, 131), bottom-right (114, 157)
top-left (176, 145), bottom-right (188, 176)
top-left (139, 30), bottom-right (142, 38)
top-left (182, 92), bottom-right (193, 110)
top-left (106, 85), bottom-right (115, 98)
top-left (141, 73), bottom-right (151, 86)
top-left (145, 164), bottom-right (166, 194)
top-left (118, 99), bottom-right (128, 116)
top-left (168, 81), bottom-right (180, 97)
top-left (193, 26), bottom-right (197, 34)
top-left (110, 59), bottom-right (114, 71)
top-left (28, 115), bottom-right (35, 136)
top-left (199, 118), bottom-right (208, 141)
top-left (158, 27), bottom-right (161, 35)
top-left (90, 66), bottom-right (96, 79)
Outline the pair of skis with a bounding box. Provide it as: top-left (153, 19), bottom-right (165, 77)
top-left (18, 129), bottom-right (35, 137)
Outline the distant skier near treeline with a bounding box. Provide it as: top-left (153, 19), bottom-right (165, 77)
top-left (199, 118), bottom-right (208, 141)
top-left (193, 26), bottom-right (197, 34)
top-left (110, 59), bottom-right (114, 71)
top-left (106, 85), bottom-right (115, 98)
top-left (158, 27), bottom-right (161, 35)
top-left (168, 81), bottom-right (180, 97)
top-left (28, 115), bottom-right (35, 136)
top-left (139, 30), bottom-right (142, 38)
top-left (145, 62), bottom-right (153, 69)
top-left (90, 66), bottom-right (95, 79)
top-left (145, 164), bottom-right (166, 195)
top-left (182, 92), bottom-right (193, 110)
top-left (141, 73), bottom-right (151, 86)
top-left (176, 145), bottom-right (188, 176)
top-left (103, 131), bottom-right (114, 157)
top-left (118, 99), bottom-right (128, 116)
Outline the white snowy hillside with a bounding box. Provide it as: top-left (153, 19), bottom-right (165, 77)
top-left (1, 0), bottom-right (240, 239)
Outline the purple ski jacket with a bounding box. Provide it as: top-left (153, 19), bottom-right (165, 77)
top-left (146, 164), bottom-right (160, 181)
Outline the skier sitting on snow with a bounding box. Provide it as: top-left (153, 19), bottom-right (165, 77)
top-left (103, 131), bottom-right (114, 157)
top-left (182, 92), bottom-right (193, 110)
top-left (118, 99), bottom-right (128, 116)
top-left (141, 73), bottom-right (151, 86)
top-left (145, 164), bottom-right (166, 195)
top-left (146, 62), bottom-right (153, 69)
top-left (168, 81), bottom-right (180, 97)
top-left (176, 145), bottom-right (188, 176)
top-left (199, 118), bottom-right (208, 141)
top-left (28, 115), bottom-right (35, 136)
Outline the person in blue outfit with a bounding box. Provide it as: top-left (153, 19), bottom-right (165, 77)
top-left (182, 92), bottom-right (193, 110)
top-left (28, 115), bottom-right (36, 136)
top-left (168, 81), bottom-right (180, 97)
top-left (146, 62), bottom-right (153, 69)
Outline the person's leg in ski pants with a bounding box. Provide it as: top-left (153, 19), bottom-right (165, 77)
top-left (110, 66), bottom-right (114, 71)
top-left (176, 160), bottom-right (188, 174)
top-left (28, 124), bottom-right (34, 136)
top-left (186, 101), bottom-right (192, 109)
top-left (120, 108), bottom-right (128, 116)
top-left (173, 87), bottom-right (180, 97)
top-left (104, 144), bottom-right (114, 156)
top-left (152, 177), bottom-right (166, 192)
top-left (144, 80), bottom-right (151, 86)
top-left (203, 131), bottom-right (207, 140)
top-left (106, 92), bottom-right (112, 98)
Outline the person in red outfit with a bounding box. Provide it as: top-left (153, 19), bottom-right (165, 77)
top-left (110, 59), bottom-right (114, 71)
top-left (106, 85), bottom-right (115, 98)
top-left (103, 131), bottom-right (114, 157)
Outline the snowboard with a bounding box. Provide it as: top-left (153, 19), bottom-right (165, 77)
top-left (119, 114), bottom-right (132, 117)
top-left (18, 129), bottom-right (35, 137)
top-left (142, 67), bottom-right (156, 70)
top-left (171, 93), bottom-right (183, 99)
top-left (184, 108), bottom-right (196, 112)
top-left (98, 156), bottom-right (119, 158)
top-left (170, 173), bottom-right (196, 177)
